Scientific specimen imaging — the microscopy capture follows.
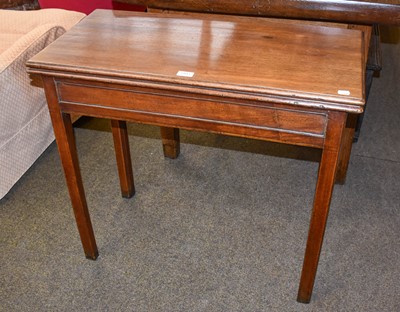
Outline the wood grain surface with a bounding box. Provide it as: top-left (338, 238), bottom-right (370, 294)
top-left (28, 10), bottom-right (365, 112)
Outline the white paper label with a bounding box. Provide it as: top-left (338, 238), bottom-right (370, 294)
top-left (338, 90), bottom-right (351, 96)
top-left (176, 71), bottom-right (195, 77)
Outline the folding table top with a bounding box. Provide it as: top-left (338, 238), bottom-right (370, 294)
top-left (27, 9), bottom-right (365, 112)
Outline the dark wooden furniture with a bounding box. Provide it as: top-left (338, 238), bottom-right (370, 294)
top-left (117, 0), bottom-right (400, 25)
top-left (0, 0), bottom-right (39, 9)
top-left (27, 9), bottom-right (365, 303)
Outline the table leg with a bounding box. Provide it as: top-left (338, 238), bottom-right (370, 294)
top-left (160, 127), bottom-right (180, 159)
top-left (42, 77), bottom-right (98, 260)
top-left (336, 114), bottom-right (357, 185)
top-left (297, 111), bottom-right (346, 303)
top-left (111, 120), bottom-right (135, 198)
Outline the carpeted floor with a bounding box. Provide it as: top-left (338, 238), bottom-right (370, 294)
top-left (1, 27), bottom-right (399, 311)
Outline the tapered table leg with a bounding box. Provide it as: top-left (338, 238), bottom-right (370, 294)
top-left (336, 114), bottom-right (357, 184)
top-left (160, 127), bottom-right (180, 159)
top-left (297, 111), bottom-right (347, 303)
top-left (111, 120), bottom-right (135, 198)
top-left (42, 77), bottom-right (98, 260)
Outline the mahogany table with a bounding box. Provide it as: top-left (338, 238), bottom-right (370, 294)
top-left (27, 9), bottom-right (365, 303)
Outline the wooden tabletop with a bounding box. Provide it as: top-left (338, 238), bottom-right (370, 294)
top-left (28, 9), bottom-right (365, 112)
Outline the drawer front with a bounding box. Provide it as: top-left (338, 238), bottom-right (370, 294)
top-left (57, 81), bottom-right (327, 146)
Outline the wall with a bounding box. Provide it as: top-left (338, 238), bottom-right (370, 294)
top-left (38, 0), bottom-right (145, 14)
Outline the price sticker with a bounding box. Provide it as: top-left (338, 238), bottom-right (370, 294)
top-left (176, 71), bottom-right (195, 78)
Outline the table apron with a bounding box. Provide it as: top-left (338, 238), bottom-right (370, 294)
top-left (55, 80), bottom-right (328, 148)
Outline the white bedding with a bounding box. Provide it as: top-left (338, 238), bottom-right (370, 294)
top-left (0, 9), bottom-right (85, 199)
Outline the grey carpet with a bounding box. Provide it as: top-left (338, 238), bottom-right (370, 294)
top-left (1, 28), bottom-right (400, 311)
